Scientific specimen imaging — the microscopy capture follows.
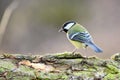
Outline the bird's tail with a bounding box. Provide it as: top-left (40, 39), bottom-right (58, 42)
top-left (86, 41), bottom-right (103, 53)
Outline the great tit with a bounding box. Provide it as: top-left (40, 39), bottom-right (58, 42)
top-left (59, 21), bottom-right (103, 53)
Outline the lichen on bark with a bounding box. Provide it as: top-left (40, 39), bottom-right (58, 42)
top-left (0, 52), bottom-right (120, 80)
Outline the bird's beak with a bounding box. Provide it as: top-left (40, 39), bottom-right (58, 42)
top-left (58, 28), bottom-right (63, 32)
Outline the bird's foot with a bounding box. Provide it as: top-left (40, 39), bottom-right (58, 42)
top-left (71, 48), bottom-right (77, 55)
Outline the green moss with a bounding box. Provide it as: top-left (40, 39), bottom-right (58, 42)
top-left (105, 64), bottom-right (119, 74)
top-left (0, 60), bottom-right (15, 69)
top-left (0, 53), bottom-right (120, 80)
top-left (13, 77), bottom-right (32, 80)
top-left (0, 67), bottom-right (6, 72)
top-left (104, 74), bottom-right (115, 80)
top-left (73, 71), bottom-right (93, 77)
top-left (72, 71), bottom-right (104, 80)
top-left (19, 65), bottom-right (36, 77)
top-left (54, 52), bottom-right (83, 59)
top-left (0, 58), bottom-right (36, 80)
top-left (104, 63), bottom-right (120, 80)
top-left (37, 72), bottom-right (68, 80)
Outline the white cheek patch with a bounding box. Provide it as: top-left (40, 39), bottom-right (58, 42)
top-left (64, 23), bottom-right (74, 30)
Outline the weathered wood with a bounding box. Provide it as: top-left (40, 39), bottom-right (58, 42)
top-left (0, 52), bottom-right (120, 80)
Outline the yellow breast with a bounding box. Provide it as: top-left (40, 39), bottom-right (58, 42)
top-left (67, 33), bottom-right (85, 49)
top-left (68, 39), bottom-right (85, 49)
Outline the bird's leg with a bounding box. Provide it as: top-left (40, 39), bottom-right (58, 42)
top-left (85, 45), bottom-right (88, 48)
top-left (84, 45), bottom-right (88, 58)
top-left (72, 48), bottom-right (77, 54)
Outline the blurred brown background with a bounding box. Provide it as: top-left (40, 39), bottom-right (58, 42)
top-left (0, 0), bottom-right (120, 58)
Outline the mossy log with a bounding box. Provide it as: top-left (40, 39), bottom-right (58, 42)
top-left (0, 52), bottom-right (120, 80)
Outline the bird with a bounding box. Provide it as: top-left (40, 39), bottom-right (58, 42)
top-left (59, 21), bottom-right (103, 53)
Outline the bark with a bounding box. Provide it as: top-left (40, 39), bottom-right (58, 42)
top-left (0, 52), bottom-right (120, 80)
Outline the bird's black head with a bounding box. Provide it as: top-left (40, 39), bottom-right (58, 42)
top-left (59, 21), bottom-right (76, 33)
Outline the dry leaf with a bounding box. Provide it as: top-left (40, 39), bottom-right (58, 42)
top-left (19, 60), bottom-right (31, 66)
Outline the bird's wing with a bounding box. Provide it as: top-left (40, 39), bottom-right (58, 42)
top-left (69, 32), bottom-right (103, 53)
top-left (69, 32), bottom-right (92, 43)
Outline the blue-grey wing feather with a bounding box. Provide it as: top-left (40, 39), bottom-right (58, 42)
top-left (69, 32), bottom-right (103, 53)
top-left (69, 32), bottom-right (92, 43)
